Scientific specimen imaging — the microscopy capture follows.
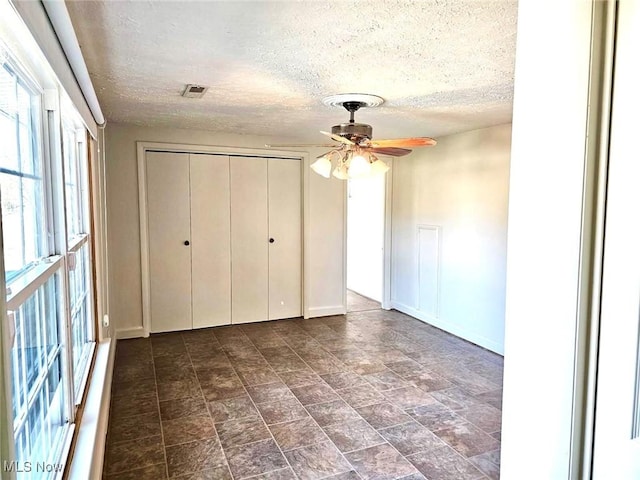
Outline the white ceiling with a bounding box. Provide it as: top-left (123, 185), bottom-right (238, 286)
top-left (65, 0), bottom-right (518, 142)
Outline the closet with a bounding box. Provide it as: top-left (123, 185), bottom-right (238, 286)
top-left (144, 151), bottom-right (302, 333)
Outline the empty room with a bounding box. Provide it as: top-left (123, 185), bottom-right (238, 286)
top-left (1, 1), bottom-right (637, 480)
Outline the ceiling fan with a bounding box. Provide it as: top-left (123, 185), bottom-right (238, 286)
top-left (265, 94), bottom-right (437, 179)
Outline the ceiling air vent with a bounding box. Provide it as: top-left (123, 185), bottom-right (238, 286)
top-left (182, 84), bottom-right (209, 98)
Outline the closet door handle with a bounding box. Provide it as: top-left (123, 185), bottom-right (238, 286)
top-left (184, 240), bottom-right (190, 246)
top-left (269, 238), bottom-right (275, 244)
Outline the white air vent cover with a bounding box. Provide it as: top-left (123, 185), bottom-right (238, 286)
top-left (182, 84), bottom-right (209, 98)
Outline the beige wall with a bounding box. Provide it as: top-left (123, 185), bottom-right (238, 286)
top-left (391, 123), bottom-right (511, 354)
top-left (105, 123), bottom-right (345, 335)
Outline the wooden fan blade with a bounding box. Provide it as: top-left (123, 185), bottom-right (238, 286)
top-left (320, 130), bottom-right (355, 145)
top-left (369, 147), bottom-right (412, 157)
top-left (265, 143), bottom-right (337, 148)
top-left (367, 137), bottom-right (437, 148)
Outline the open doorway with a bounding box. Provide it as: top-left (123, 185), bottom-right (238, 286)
top-left (346, 174), bottom-right (386, 313)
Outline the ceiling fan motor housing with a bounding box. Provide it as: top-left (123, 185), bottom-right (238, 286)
top-left (331, 122), bottom-right (373, 141)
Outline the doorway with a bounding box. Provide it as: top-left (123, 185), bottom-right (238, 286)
top-left (346, 174), bottom-right (386, 313)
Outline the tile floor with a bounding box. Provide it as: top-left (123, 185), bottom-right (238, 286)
top-left (346, 290), bottom-right (380, 313)
top-left (104, 309), bottom-right (503, 480)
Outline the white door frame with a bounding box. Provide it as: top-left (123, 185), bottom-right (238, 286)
top-left (137, 141), bottom-right (309, 337)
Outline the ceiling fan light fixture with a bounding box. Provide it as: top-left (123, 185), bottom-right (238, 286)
top-left (369, 156), bottom-right (390, 176)
top-left (348, 152), bottom-right (371, 178)
top-left (333, 165), bottom-right (349, 180)
top-left (311, 154), bottom-right (332, 178)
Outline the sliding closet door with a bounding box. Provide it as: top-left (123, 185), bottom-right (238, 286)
top-left (146, 151), bottom-right (192, 332)
top-left (230, 156), bottom-right (269, 323)
top-left (190, 154), bottom-right (231, 328)
top-left (268, 159), bottom-right (302, 320)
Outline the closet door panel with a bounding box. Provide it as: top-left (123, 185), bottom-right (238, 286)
top-left (230, 156), bottom-right (269, 323)
top-left (190, 154), bottom-right (231, 328)
top-left (268, 159), bottom-right (302, 320)
top-left (146, 151), bottom-right (192, 332)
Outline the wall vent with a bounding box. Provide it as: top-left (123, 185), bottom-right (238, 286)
top-left (182, 84), bottom-right (209, 98)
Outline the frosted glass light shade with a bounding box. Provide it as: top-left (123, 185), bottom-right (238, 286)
top-left (310, 156), bottom-right (332, 178)
top-left (333, 164), bottom-right (349, 179)
top-left (348, 154), bottom-right (371, 178)
top-left (370, 158), bottom-right (390, 175)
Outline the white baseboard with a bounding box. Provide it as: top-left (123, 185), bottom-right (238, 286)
top-left (390, 301), bottom-right (504, 355)
top-left (307, 305), bottom-right (346, 318)
top-left (116, 326), bottom-right (146, 339)
top-left (67, 337), bottom-right (116, 479)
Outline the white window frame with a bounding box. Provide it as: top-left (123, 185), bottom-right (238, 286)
top-left (1, 40), bottom-right (96, 479)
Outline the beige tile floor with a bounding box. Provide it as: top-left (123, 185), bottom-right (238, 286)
top-left (104, 309), bottom-right (503, 479)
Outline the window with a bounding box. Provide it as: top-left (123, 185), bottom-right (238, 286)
top-left (0, 62), bottom-right (46, 282)
top-left (1, 50), bottom-right (96, 478)
top-left (9, 269), bottom-right (68, 470)
top-left (62, 115), bottom-right (94, 400)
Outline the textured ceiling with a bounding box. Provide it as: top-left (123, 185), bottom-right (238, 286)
top-left (65, 0), bottom-right (518, 141)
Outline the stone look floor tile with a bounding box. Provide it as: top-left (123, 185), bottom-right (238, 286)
top-left (162, 414), bottom-right (216, 446)
top-left (321, 371), bottom-right (367, 390)
top-left (207, 395), bottom-right (258, 423)
top-left (384, 359), bottom-right (426, 378)
top-left (468, 449), bottom-right (500, 480)
top-left (200, 377), bottom-right (246, 402)
top-left (397, 473), bottom-right (427, 480)
top-left (356, 402), bottom-right (412, 429)
top-left (382, 386), bottom-right (438, 410)
top-left (105, 463), bottom-right (167, 479)
top-left (225, 438), bottom-right (288, 479)
top-left (291, 382), bottom-right (339, 405)
top-left (250, 468), bottom-right (298, 479)
top-left (458, 403), bottom-right (503, 434)
top-left (107, 314), bottom-right (503, 479)
top-left (323, 418), bottom-right (385, 453)
top-left (247, 381), bottom-right (297, 404)
top-left (105, 435), bottom-right (165, 475)
top-left (215, 416), bottom-right (271, 448)
top-left (172, 466), bottom-right (232, 479)
top-left (111, 377), bottom-right (157, 399)
top-left (285, 440), bottom-right (352, 480)
top-left (306, 399), bottom-right (362, 427)
top-left (406, 403), bottom-right (467, 431)
top-left (473, 389), bottom-right (503, 411)
top-left (238, 367), bottom-right (281, 386)
top-left (338, 384), bottom-right (385, 409)
top-left (269, 417), bottom-right (328, 451)
top-left (430, 387), bottom-right (483, 411)
top-left (257, 398), bottom-right (310, 424)
top-left (109, 407), bottom-right (161, 445)
top-left (405, 371), bottom-right (454, 393)
top-left (363, 370), bottom-right (409, 392)
top-left (406, 445), bottom-right (484, 480)
top-left (277, 369), bottom-right (323, 388)
top-left (379, 421), bottom-right (446, 455)
top-left (159, 396), bottom-right (208, 421)
top-left (325, 471), bottom-right (362, 480)
top-left (109, 392), bottom-right (158, 422)
top-left (157, 377), bottom-right (202, 401)
top-left (434, 422), bottom-right (500, 457)
top-left (345, 443), bottom-right (418, 480)
top-left (165, 438), bottom-right (227, 478)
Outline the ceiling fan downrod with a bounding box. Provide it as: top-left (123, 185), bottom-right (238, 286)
top-left (342, 101), bottom-right (363, 124)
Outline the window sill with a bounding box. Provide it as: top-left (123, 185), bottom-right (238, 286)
top-left (66, 337), bottom-right (115, 479)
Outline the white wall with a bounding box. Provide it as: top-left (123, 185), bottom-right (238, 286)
top-left (105, 123), bottom-right (345, 336)
top-left (347, 176), bottom-right (385, 302)
top-left (501, 0), bottom-right (595, 478)
top-left (391, 124), bottom-right (511, 354)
